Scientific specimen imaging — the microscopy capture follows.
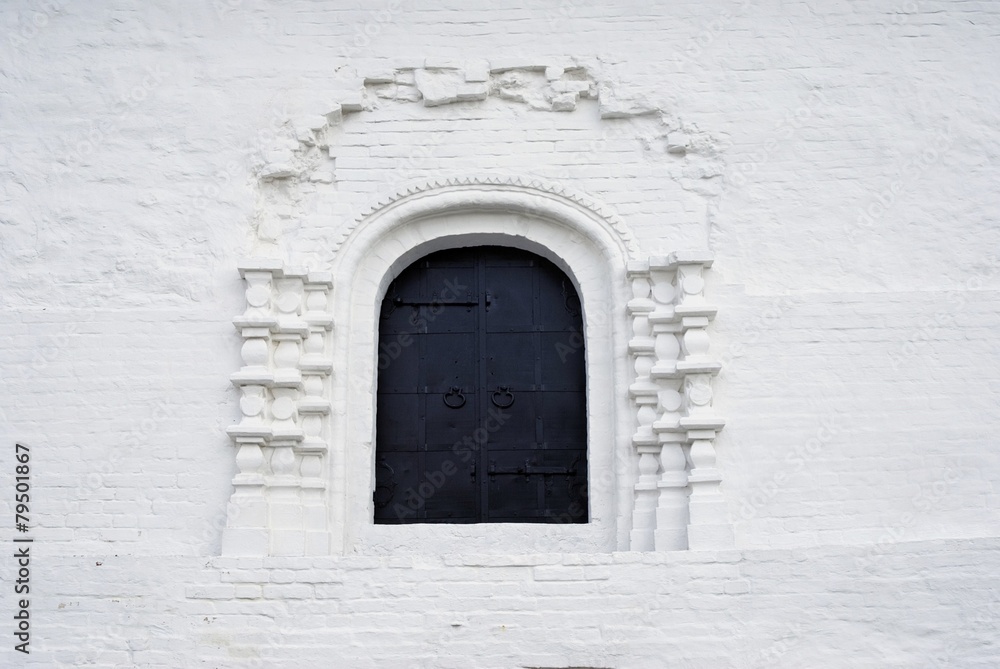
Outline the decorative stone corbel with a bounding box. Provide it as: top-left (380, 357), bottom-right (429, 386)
top-left (627, 253), bottom-right (730, 551)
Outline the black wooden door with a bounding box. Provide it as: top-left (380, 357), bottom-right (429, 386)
top-left (374, 246), bottom-right (588, 524)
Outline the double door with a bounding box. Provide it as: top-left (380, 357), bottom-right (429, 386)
top-left (374, 246), bottom-right (588, 524)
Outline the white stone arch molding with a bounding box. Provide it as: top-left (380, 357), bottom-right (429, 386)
top-left (330, 178), bottom-right (635, 555)
top-left (221, 176), bottom-right (729, 557)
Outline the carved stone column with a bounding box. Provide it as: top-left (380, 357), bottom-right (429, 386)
top-left (224, 261), bottom-right (336, 557)
top-left (223, 262), bottom-right (280, 556)
top-left (675, 261), bottom-right (730, 549)
top-left (268, 274), bottom-right (308, 556)
top-left (298, 273), bottom-right (334, 556)
top-left (627, 266), bottom-right (659, 550)
top-left (626, 253), bottom-right (729, 552)
top-left (648, 261), bottom-right (688, 551)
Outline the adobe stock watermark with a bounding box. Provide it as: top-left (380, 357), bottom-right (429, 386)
top-left (7, 313), bottom-right (94, 384)
top-left (377, 276), bottom-right (471, 370)
top-left (888, 253), bottom-right (999, 371)
top-left (180, 104), bottom-right (291, 228)
top-left (543, 0), bottom-right (579, 31)
top-left (391, 143), bottom-right (440, 185)
top-left (749, 621), bottom-right (806, 669)
top-left (273, 140), bottom-right (442, 252)
top-left (880, 0), bottom-right (923, 40)
top-left (719, 296), bottom-right (797, 368)
top-left (386, 406), bottom-right (511, 521)
top-left (335, 0), bottom-right (404, 61)
top-left (849, 125), bottom-right (954, 243)
top-left (932, 601), bottom-right (1000, 667)
top-left (74, 397), bottom-right (178, 500)
top-left (723, 88), bottom-right (831, 192)
top-left (52, 64), bottom-right (171, 176)
top-left (671, 0), bottom-right (753, 71)
top-left (854, 466), bottom-right (961, 570)
top-left (738, 411), bottom-right (843, 521)
top-left (7, 2), bottom-right (65, 50)
top-left (542, 485), bottom-right (589, 525)
top-left (218, 0), bottom-right (398, 65)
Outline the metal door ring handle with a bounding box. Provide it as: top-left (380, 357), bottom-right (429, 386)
top-left (374, 459), bottom-right (396, 510)
top-left (443, 386), bottom-right (466, 409)
top-left (492, 386), bottom-right (514, 408)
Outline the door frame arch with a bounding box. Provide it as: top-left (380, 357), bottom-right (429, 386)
top-left (331, 181), bottom-right (633, 554)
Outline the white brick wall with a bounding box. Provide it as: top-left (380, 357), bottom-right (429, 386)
top-left (12, 540), bottom-right (1000, 667)
top-left (1, 0), bottom-right (999, 665)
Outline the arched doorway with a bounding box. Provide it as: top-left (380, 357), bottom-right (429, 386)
top-left (373, 246), bottom-right (588, 524)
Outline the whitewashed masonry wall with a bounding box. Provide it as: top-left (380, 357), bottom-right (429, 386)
top-left (2, 2), bottom-right (999, 666)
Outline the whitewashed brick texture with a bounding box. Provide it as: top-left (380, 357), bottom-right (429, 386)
top-left (1, 1), bottom-right (998, 666)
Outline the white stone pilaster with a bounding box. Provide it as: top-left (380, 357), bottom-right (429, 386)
top-left (224, 262), bottom-right (334, 557)
top-left (648, 262), bottom-right (688, 551)
top-left (674, 259), bottom-right (731, 550)
top-left (627, 253), bottom-right (729, 552)
top-left (268, 273), bottom-right (308, 556)
top-left (627, 267), bottom-right (658, 550)
top-left (223, 262), bottom-right (280, 556)
top-left (298, 273), bottom-right (334, 556)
